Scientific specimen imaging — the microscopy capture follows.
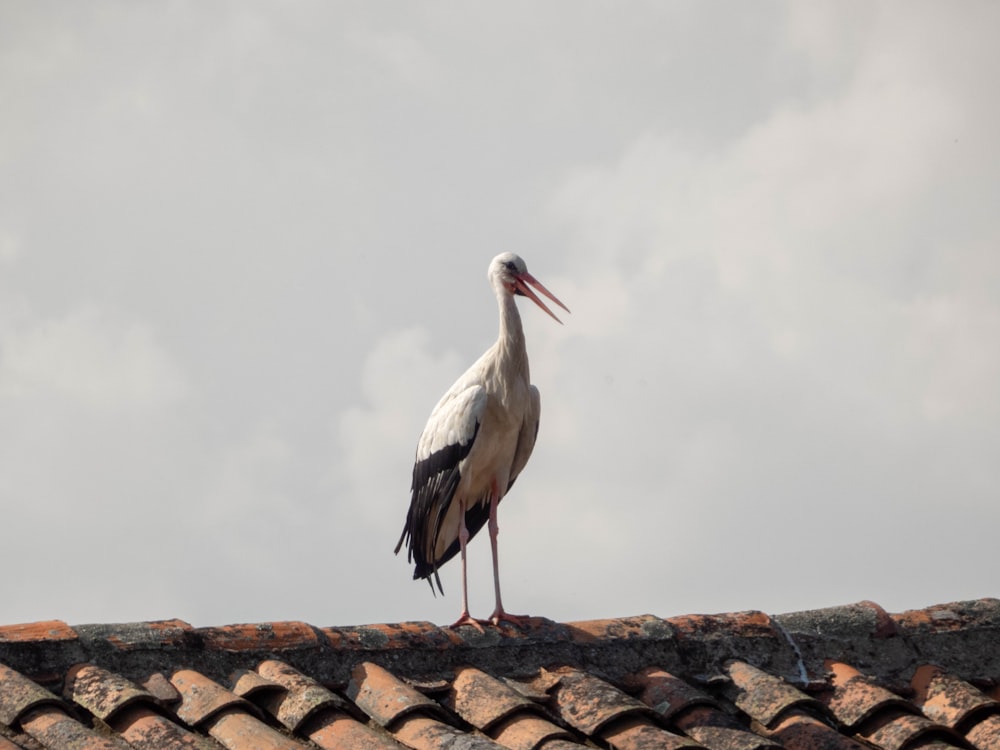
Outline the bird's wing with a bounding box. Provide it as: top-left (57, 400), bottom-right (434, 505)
top-left (395, 385), bottom-right (487, 592)
top-left (507, 384), bottom-right (540, 493)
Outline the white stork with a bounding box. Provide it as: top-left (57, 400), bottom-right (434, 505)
top-left (395, 253), bottom-right (569, 628)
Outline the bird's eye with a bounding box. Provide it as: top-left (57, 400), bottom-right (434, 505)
top-left (504, 261), bottom-right (516, 272)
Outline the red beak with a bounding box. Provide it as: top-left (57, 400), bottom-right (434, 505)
top-left (514, 272), bottom-right (571, 324)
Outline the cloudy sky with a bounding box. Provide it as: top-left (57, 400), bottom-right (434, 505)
top-left (1, 2), bottom-right (998, 629)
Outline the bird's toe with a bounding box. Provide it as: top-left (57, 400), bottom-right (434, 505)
top-left (448, 613), bottom-right (488, 632)
top-left (489, 610), bottom-right (532, 629)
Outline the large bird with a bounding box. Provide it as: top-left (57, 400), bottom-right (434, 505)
top-left (395, 253), bottom-right (569, 628)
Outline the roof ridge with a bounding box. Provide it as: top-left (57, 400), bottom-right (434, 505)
top-left (2, 599), bottom-right (998, 689)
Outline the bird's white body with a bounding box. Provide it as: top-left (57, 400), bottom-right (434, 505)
top-left (395, 253), bottom-right (567, 627)
top-left (417, 336), bottom-right (538, 562)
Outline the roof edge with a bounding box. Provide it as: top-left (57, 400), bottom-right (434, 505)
top-left (1, 599), bottom-right (997, 689)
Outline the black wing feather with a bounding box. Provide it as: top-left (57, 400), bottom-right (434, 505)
top-left (394, 420), bottom-right (481, 594)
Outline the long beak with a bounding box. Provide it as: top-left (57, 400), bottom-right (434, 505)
top-left (514, 272), bottom-right (571, 324)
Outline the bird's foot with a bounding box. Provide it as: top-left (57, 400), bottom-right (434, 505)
top-left (489, 609), bottom-right (532, 629)
top-left (448, 612), bottom-right (488, 632)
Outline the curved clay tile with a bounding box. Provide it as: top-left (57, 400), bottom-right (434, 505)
top-left (63, 663), bottom-right (157, 721)
top-left (0, 662), bottom-right (65, 726)
top-left (724, 660), bottom-right (825, 727)
top-left (911, 665), bottom-right (999, 728)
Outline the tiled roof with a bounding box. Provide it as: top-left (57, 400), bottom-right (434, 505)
top-left (1, 599), bottom-right (999, 749)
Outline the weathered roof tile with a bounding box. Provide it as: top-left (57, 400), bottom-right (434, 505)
top-left (0, 621), bottom-right (78, 643)
top-left (19, 704), bottom-right (127, 750)
top-left (299, 711), bottom-right (404, 750)
top-left (0, 661), bottom-right (65, 725)
top-left (393, 714), bottom-right (504, 750)
top-left (141, 671), bottom-right (181, 703)
top-left (599, 715), bottom-right (701, 749)
top-left (197, 622), bottom-right (318, 653)
top-left (202, 710), bottom-right (307, 750)
top-left (765, 712), bottom-right (867, 750)
top-left (323, 621), bottom-right (462, 651)
top-left (566, 615), bottom-right (673, 643)
top-left (671, 705), bottom-right (780, 750)
top-left (106, 704), bottom-right (208, 750)
top-left (724, 660), bottom-right (825, 726)
top-left (249, 660), bottom-right (352, 731)
top-left (634, 666), bottom-right (719, 720)
top-left (549, 669), bottom-right (654, 735)
top-left (966, 714), bottom-right (1000, 750)
top-left (63, 663), bottom-right (157, 721)
top-left (856, 712), bottom-right (961, 750)
top-left (823, 661), bottom-right (916, 728)
top-left (448, 666), bottom-right (543, 729)
top-left (78, 620), bottom-right (194, 652)
top-left (170, 669), bottom-right (259, 725)
top-left (347, 661), bottom-right (444, 727)
top-left (490, 712), bottom-right (578, 750)
top-left (911, 664), bottom-right (1000, 728)
top-left (229, 668), bottom-right (283, 700)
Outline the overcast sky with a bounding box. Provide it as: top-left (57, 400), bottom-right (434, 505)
top-left (1, 2), bottom-right (998, 629)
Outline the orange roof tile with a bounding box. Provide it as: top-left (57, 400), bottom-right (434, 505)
top-left (18, 704), bottom-right (125, 750)
top-left (0, 598), bottom-right (999, 749)
top-left (107, 703), bottom-right (206, 749)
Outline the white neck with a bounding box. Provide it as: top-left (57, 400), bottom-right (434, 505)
top-left (496, 286), bottom-right (528, 374)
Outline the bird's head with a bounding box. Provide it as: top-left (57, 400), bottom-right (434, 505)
top-left (490, 253), bottom-right (571, 324)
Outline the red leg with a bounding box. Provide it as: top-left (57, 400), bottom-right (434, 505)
top-left (449, 502), bottom-right (485, 631)
top-left (487, 480), bottom-right (530, 628)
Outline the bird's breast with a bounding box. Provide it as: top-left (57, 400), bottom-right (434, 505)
top-left (458, 391), bottom-right (525, 498)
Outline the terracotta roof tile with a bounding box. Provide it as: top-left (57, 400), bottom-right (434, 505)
top-left (63, 664), bottom-right (156, 721)
top-left (634, 666), bottom-right (720, 720)
top-left (140, 671), bottom-right (181, 703)
top-left (765, 712), bottom-right (868, 750)
top-left (78, 619), bottom-right (194, 652)
top-left (322, 621), bottom-right (463, 650)
top-left (170, 669), bottom-right (259, 726)
top-left (546, 668), bottom-right (700, 748)
top-left (566, 614), bottom-right (673, 642)
top-left (1, 598), bottom-right (1000, 750)
top-left (446, 666), bottom-right (577, 748)
top-left (393, 713), bottom-right (504, 749)
top-left (299, 711), bottom-right (405, 750)
top-left (548, 668), bottom-right (655, 735)
top-left (911, 664), bottom-right (1000, 728)
top-left (202, 710), bottom-right (307, 750)
top-left (0, 661), bottom-right (66, 726)
top-left (347, 661), bottom-right (446, 727)
top-left (105, 704), bottom-right (207, 750)
top-left (856, 712), bottom-right (961, 750)
top-left (244, 660), bottom-right (405, 748)
top-left (0, 621), bottom-right (79, 644)
top-left (229, 669), bottom-right (284, 707)
top-left (724, 660), bottom-right (825, 725)
top-left (19, 704), bottom-right (127, 750)
top-left (490, 712), bottom-right (578, 749)
top-left (967, 715), bottom-right (1000, 750)
top-left (670, 704), bottom-right (780, 749)
top-left (197, 622), bottom-right (319, 653)
top-left (250, 660), bottom-right (352, 729)
top-left (448, 666), bottom-right (543, 728)
top-left (823, 661), bottom-right (917, 728)
top-left (599, 715), bottom-right (701, 749)
top-left (632, 666), bottom-right (778, 748)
